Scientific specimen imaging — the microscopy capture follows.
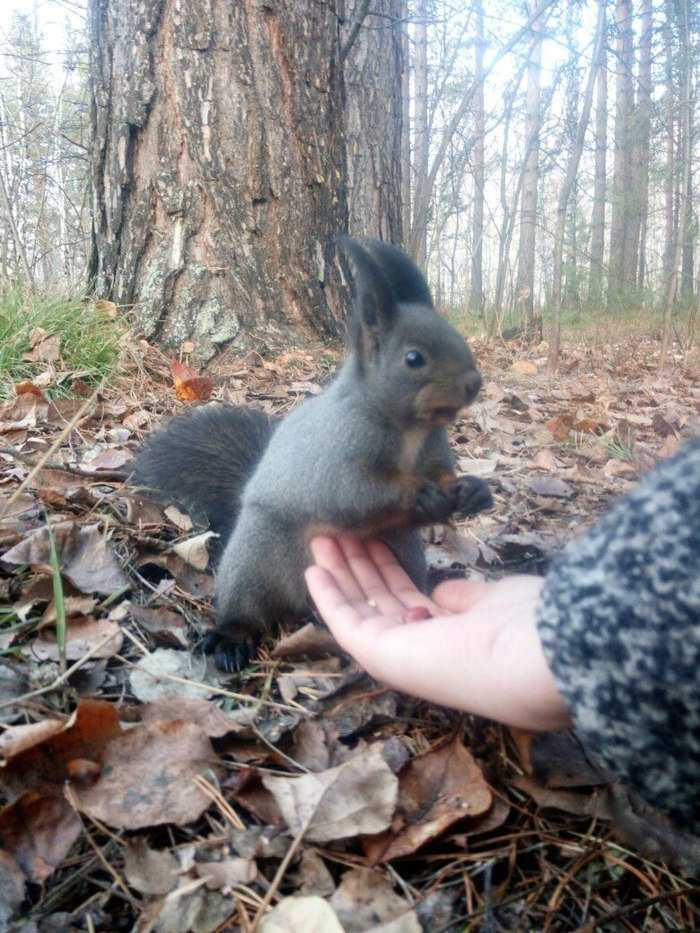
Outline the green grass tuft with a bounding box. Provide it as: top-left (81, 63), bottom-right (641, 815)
top-left (0, 289), bottom-right (127, 399)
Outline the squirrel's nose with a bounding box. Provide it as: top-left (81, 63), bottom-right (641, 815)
top-left (464, 370), bottom-right (482, 404)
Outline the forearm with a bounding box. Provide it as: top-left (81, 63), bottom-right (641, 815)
top-left (536, 439), bottom-right (700, 830)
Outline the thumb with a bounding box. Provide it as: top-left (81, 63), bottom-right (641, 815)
top-left (431, 578), bottom-right (490, 613)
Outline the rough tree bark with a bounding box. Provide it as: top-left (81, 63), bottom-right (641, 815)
top-left (88, 0), bottom-right (352, 358)
top-left (410, 0), bottom-right (429, 267)
top-left (342, 0), bottom-right (403, 243)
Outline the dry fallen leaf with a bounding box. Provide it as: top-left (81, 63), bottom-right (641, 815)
top-left (123, 838), bottom-right (180, 896)
top-left (329, 867), bottom-right (421, 932)
top-left (129, 648), bottom-right (213, 702)
top-left (525, 474), bottom-right (574, 498)
top-left (172, 531), bottom-right (217, 570)
top-left (260, 895), bottom-right (344, 932)
top-left (32, 616), bottom-right (123, 662)
top-left (1, 522), bottom-right (129, 595)
top-left (171, 359), bottom-right (213, 402)
top-left (511, 359), bottom-right (538, 375)
top-left (363, 734), bottom-right (493, 864)
top-left (0, 848), bottom-right (25, 924)
top-left (0, 792), bottom-right (83, 883)
top-left (71, 719), bottom-right (222, 829)
top-left (262, 744), bottom-right (398, 842)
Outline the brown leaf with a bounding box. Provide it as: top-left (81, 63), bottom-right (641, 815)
top-left (0, 848), bottom-right (26, 918)
top-left (195, 856), bottom-right (258, 890)
top-left (32, 616), bottom-right (123, 662)
top-left (127, 603), bottom-right (188, 648)
top-left (138, 697), bottom-right (246, 737)
top-left (171, 359), bottom-right (213, 402)
top-left (226, 768), bottom-right (285, 827)
top-left (14, 380), bottom-right (46, 399)
top-left (0, 792), bottom-right (82, 882)
top-left (79, 448), bottom-right (131, 472)
top-left (123, 838), bottom-right (179, 896)
top-left (260, 896), bottom-right (344, 932)
top-left (289, 849), bottom-right (336, 897)
top-left (329, 867), bottom-right (421, 932)
top-left (511, 360), bottom-right (538, 375)
top-left (529, 448), bottom-right (559, 471)
top-left (1, 522), bottom-right (129, 595)
top-left (129, 648), bottom-right (213, 702)
top-left (544, 413), bottom-right (574, 441)
top-left (525, 475), bottom-right (574, 498)
top-left (363, 735), bottom-right (492, 864)
top-left (572, 417), bottom-right (604, 434)
top-left (651, 410), bottom-right (677, 438)
top-left (602, 459), bottom-right (637, 479)
top-left (71, 720), bottom-right (222, 829)
top-left (22, 334), bottom-right (61, 363)
top-left (262, 744), bottom-right (398, 842)
top-left (1, 700), bottom-right (123, 800)
top-left (273, 622), bottom-right (340, 660)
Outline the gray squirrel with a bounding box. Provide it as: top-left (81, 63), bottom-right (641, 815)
top-left (133, 240), bottom-right (492, 670)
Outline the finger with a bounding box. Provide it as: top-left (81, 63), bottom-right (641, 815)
top-left (365, 539), bottom-right (438, 612)
top-left (338, 536), bottom-right (436, 617)
top-left (304, 565), bottom-right (403, 647)
top-left (431, 577), bottom-right (490, 612)
top-left (335, 536), bottom-right (408, 614)
top-left (309, 535), bottom-right (370, 606)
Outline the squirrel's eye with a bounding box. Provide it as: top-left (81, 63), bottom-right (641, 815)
top-left (405, 349), bottom-right (426, 368)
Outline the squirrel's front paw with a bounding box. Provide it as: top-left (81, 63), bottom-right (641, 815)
top-left (451, 476), bottom-right (493, 516)
top-left (414, 480), bottom-right (454, 524)
top-left (201, 628), bottom-right (254, 673)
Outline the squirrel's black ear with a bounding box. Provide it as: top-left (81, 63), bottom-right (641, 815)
top-left (344, 239), bottom-right (399, 361)
top-left (364, 240), bottom-right (434, 307)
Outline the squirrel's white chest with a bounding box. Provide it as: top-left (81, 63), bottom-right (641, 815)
top-left (398, 426), bottom-right (429, 475)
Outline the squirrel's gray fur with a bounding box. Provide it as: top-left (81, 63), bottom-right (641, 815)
top-left (132, 240), bottom-right (491, 670)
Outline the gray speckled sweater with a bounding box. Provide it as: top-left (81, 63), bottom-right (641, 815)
top-left (536, 438), bottom-right (700, 832)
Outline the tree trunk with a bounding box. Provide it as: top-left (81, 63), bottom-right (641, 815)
top-left (660, 0), bottom-right (691, 369)
top-left (88, 0), bottom-right (351, 359)
top-left (631, 0), bottom-right (652, 292)
top-left (410, 0), bottom-right (429, 267)
top-left (468, 0), bottom-right (485, 318)
top-left (514, 2), bottom-right (542, 338)
top-left (587, 20), bottom-right (607, 308)
top-left (608, 0), bottom-right (635, 302)
top-left (549, 0), bottom-right (605, 370)
top-left (343, 0), bottom-right (403, 243)
top-left (663, 14), bottom-right (676, 283)
top-left (400, 0), bottom-right (411, 243)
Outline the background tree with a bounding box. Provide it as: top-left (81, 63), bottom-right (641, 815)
top-left (0, 10), bottom-right (89, 293)
top-left (513, 1), bottom-right (543, 339)
top-left (343, 0), bottom-right (404, 242)
top-left (2, 0), bottom-right (699, 364)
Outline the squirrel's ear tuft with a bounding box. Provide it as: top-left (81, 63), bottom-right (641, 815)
top-left (363, 240), bottom-right (434, 307)
top-left (344, 239), bottom-right (399, 362)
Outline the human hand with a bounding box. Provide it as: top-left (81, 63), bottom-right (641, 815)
top-left (305, 536), bottom-right (571, 732)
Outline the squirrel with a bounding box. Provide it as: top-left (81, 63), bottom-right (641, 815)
top-left (132, 240), bottom-right (493, 670)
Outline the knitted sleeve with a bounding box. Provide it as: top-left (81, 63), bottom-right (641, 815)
top-left (536, 438), bottom-right (700, 830)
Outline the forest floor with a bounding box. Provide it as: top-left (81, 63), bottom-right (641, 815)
top-left (1, 327), bottom-right (699, 932)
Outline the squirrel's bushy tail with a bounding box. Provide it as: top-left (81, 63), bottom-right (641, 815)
top-left (132, 405), bottom-right (275, 541)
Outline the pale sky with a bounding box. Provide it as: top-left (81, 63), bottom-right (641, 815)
top-left (0, 0), bottom-right (85, 55)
